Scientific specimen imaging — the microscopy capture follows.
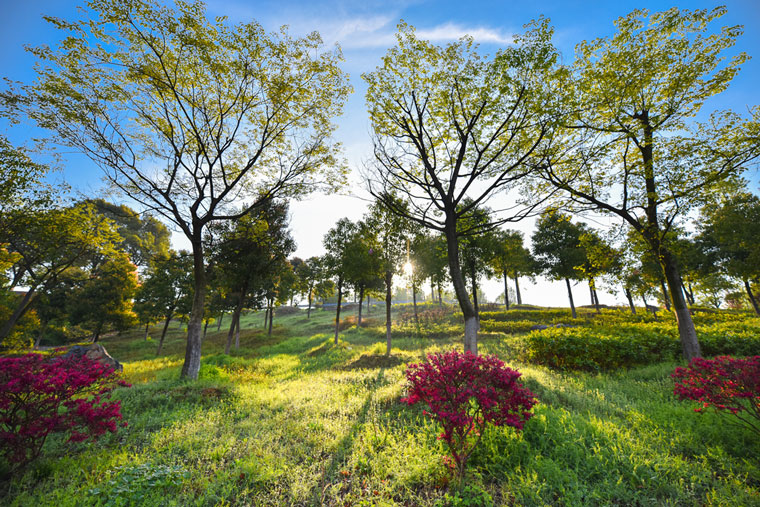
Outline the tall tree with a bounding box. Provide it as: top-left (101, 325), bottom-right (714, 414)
top-left (458, 205), bottom-right (498, 320)
top-left (343, 223), bottom-right (383, 328)
top-left (296, 256), bottom-right (332, 319)
top-left (531, 210), bottom-right (586, 318)
top-left (323, 219), bottom-right (358, 344)
top-left (136, 250), bottom-right (193, 355)
top-left (13, 0), bottom-right (350, 379)
top-left (363, 21), bottom-right (561, 353)
top-left (365, 195), bottom-right (414, 356)
top-left (537, 7), bottom-right (760, 359)
top-left (490, 229), bottom-right (532, 310)
top-left (209, 200), bottom-right (294, 352)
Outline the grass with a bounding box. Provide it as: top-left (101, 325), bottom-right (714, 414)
top-left (2, 304), bottom-right (760, 506)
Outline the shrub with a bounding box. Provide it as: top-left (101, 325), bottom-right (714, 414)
top-left (401, 350), bottom-right (537, 482)
top-left (520, 325), bottom-right (681, 372)
top-left (672, 356), bottom-right (760, 436)
top-left (0, 352), bottom-right (130, 470)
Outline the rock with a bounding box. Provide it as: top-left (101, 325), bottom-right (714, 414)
top-left (530, 324), bottom-right (549, 331)
top-left (63, 344), bottom-right (123, 372)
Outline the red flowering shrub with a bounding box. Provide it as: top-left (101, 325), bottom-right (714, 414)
top-left (0, 352), bottom-right (130, 470)
top-left (401, 350), bottom-right (537, 480)
top-left (672, 355), bottom-right (760, 436)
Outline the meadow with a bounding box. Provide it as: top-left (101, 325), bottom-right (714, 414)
top-left (2, 304), bottom-right (759, 506)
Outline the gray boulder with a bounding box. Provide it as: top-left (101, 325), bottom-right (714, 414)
top-left (63, 344), bottom-right (123, 372)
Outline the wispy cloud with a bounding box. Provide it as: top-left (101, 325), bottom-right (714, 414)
top-left (322, 18), bottom-right (514, 49)
top-left (417, 23), bottom-right (512, 45)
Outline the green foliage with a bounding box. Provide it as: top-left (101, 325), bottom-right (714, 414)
top-left (436, 484), bottom-right (494, 507)
top-left (88, 463), bottom-right (189, 506)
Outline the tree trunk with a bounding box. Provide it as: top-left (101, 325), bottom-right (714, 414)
top-left (660, 279), bottom-right (671, 311)
top-left (412, 282), bottom-right (419, 328)
top-left (334, 276), bottom-right (343, 344)
top-left (157, 309), bottom-right (173, 355)
top-left (503, 270), bottom-right (510, 311)
top-left (642, 294), bottom-right (656, 316)
top-left (234, 312), bottom-right (241, 348)
top-left (431, 278), bottom-right (436, 305)
top-left (625, 287), bottom-right (636, 314)
top-left (662, 251), bottom-right (701, 360)
top-left (143, 323), bottom-right (150, 341)
top-left (217, 313), bottom-right (224, 332)
top-left (92, 321), bottom-right (103, 343)
top-left (745, 279), bottom-right (760, 316)
top-left (180, 237), bottom-right (207, 380)
top-left (263, 306), bottom-right (269, 327)
top-left (267, 297), bottom-right (273, 337)
top-left (681, 279), bottom-right (694, 305)
top-left (385, 269), bottom-right (393, 356)
top-left (367, 294), bottom-right (371, 314)
top-left (202, 318), bottom-right (210, 341)
top-left (470, 264), bottom-right (480, 321)
top-left (565, 278), bottom-right (577, 319)
top-left (225, 285), bottom-right (247, 354)
top-left (437, 283), bottom-right (443, 307)
top-left (307, 292), bottom-right (312, 319)
top-left (444, 220), bottom-right (478, 354)
top-left (0, 287), bottom-right (37, 342)
top-left (593, 288), bottom-right (601, 311)
top-left (357, 285), bottom-right (364, 328)
top-left (514, 276), bottom-right (522, 305)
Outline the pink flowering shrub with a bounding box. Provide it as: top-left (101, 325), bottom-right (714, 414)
top-left (0, 352), bottom-right (130, 470)
top-left (672, 355), bottom-right (760, 436)
top-left (401, 350), bottom-right (537, 481)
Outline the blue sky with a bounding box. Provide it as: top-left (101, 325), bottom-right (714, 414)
top-left (2, 0), bottom-right (759, 306)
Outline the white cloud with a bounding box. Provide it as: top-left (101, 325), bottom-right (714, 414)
top-left (416, 22), bottom-right (512, 45)
top-left (298, 16), bottom-right (514, 49)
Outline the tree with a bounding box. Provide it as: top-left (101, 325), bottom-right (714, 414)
top-left (531, 210), bottom-right (586, 318)
top-left (323, 219), bottom-right (358, 344)
top-left (136, 251), bottom-right (193, 355)
top-left (342, 223), bottom-right (383, 328)
top-left (365, 196), bottom-right (414, 356)
top-left (577, 228), bottom-right (617, 312)
top-left (698, 192), bottom-right (760, 315)
top-left (13, 0), bottom-right (350, 379)
top-left (491, 229), bottom-right (533, 309)
top-left (209, 200), bottom-right (294, 351)
top-left (413, 232), bottom-right (449, 307)
top-left (0, 203), bottom-right (120, 344)
top-left (87, 199), bottom-right (170, 268)
top-left (67, 252), bottom-right (138, 342)
top-left (296, 257), bottom-right (332, 319)
top-left (363, 21), bottom-right (561, 353)
top-left (537, 7), bottom-right (760, 359)
top-left (458, 205), bottom-right (498, 320)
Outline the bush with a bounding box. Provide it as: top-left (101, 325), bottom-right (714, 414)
top-left (672, 356), bottom-right (760, 436)
top-left (0, 353), bottom-right (130, 470)
top-left (401, 350), bottom-right (537, 482)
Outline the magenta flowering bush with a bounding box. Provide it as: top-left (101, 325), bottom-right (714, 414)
top-left (0, 352), bottom-right (130, 470)
top-left (672, 355), bottom-right (760, 436)
top-left (401, 350), bottom-right (537, 480)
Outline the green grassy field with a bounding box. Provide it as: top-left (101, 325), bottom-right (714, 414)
top-left (3, 305), bottom-right (759, 506)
